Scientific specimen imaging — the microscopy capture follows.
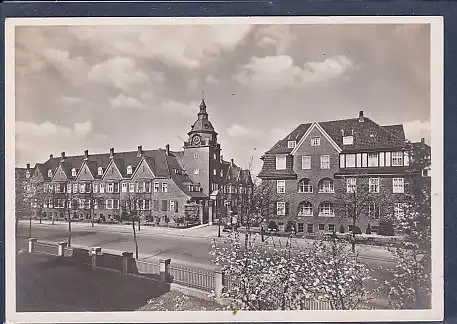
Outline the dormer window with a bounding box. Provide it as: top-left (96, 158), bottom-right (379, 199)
top-left (48, 169), bottom-right (53, 178)
top-left (288, 141), bottom-right (296, 148)
top-left (71, 168), bottom-right (77, 177)
top-left (127, 165), bottom-right (133, 175)
top-left (343, 136), bottom-right (354, 145)
top-left (98, 167), bottom-right (103, 176)
top-left (25, 171), bottom-right (30, 179)
top-left (311, 137), bottom-right (321, 146)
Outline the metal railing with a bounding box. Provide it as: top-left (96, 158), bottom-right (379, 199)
top-left (169, 263), bottom-right (215, 292)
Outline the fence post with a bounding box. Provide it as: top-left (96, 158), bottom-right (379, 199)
top-left (57, 241), bottom-right (67, 257)
top-left (159, 258), bottom-right (171, 282)
top-left (90, 247), bottom-right (102, 270)
top-left (122, 252), bottom-right (133, 275)
top-left (214, 269), bottom-right (226, 298)
top-left (28, 238), bottom-right (37, 253)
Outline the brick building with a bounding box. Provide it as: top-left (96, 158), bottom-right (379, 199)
top-left (22, 99), bottom-right (253, 226)
top-left (258, 111), bottom-right (427, 234)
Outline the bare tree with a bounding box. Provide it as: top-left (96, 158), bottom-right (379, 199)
top-left (121, 184), bottom-right (146, 259)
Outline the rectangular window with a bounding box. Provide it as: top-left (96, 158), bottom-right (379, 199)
top-left (356, 153), bottom-right (362, 168)
top-left (311, 137), bottom-right (321, 146)
top-left (302, 155), bottom-right (311, 170)
top-left (276, 180), bottom-right (286, 193)
top-left (318, 224), bottom-right (325, 231)
top-left (371, 226), bottom-right (379, 233)
top-left (145, 182), bottom-right (151, 193)
top-left (368, 202), bottom-right (380, 219)
top-left (362, 153), bottom-right (368, 167)
top-left (392, 152), bottom-right (403, 166)
top-left (328, 224), bottom-right (335, 232)
top-left (79, 184), bottom-right (85, 193)
top-left (339, 154), bottom-right (345, 168)
top-left (161, 200), bottom-right (168, 211)
top-left (154, 182), bottom-right (160, 193)
top-left (121, 183), bottom-right (127, 193)
top-left (320, 155), bottom-right (330, 169)
top-left (404, 152), bottom-right (410, 166)
top-left (170, 201), bottom-right (176, 212)
top-left (276, 202), bottom-right (286, 216)
top-left (392, 178), bottom-right (405, 193)
top-left (346, 178), bottom-right (357, 193)
top-left (288, 141), bottom-right (296, 148)
top-left (213, 169), bottom-right (217, 176)
top-left (385, 152), bottom-right (391, 167)
top-left (67, 184), bottom-right (72, 193)
top-left (276, 155), bottom-right (287, 170)
top-left (73, 184), bottom-right (78, 193)
top-left (193, 152), bottom-right (199, 159)
top-left (100, 183), bottom-right (105, 193)
top-left (92, 183), bottom-right (97, 193)
top-left (345, 154), bottom-right (356, 168)
top-left (368, 153), bottom-right (379, 167)
top-left (128, 183), bottom-right (135, 193)
top-left (369, 178), bottom-right (380, 193)
top-left (343, 136), bottom-right (353, 145)
top-left (297, 223), bottom-right (304, 233)
top-left (106, 199), bottom-right (113, 210)
top-left (394, 203), bottom-right (405, 218)
top-left (307, 224), bottom-right (314, 233)
top-left (220, 169), bottom-right (223, 177)
top-left (107, 183), bottom-right (114, 193)
top-left (162, 183), bottom-right (168, 192)
top-left (319, 203), bottom-right (334, 216)
top-left (114, 183), bottom-right (119, 193)
top-left (379, 152), bottom-right (385, 167)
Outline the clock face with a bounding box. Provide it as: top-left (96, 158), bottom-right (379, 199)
top-left (192, 136), bottom-right (201, 145)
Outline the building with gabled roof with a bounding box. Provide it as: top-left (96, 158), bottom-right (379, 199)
top-left (21, 99), bottom-right (253, 226)
top-left (258, 111), bottom-right (425, 235)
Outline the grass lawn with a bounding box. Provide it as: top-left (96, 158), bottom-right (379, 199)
top-left (139, 290), bottom-right (222, 311)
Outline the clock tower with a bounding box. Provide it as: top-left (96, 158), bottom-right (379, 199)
top-left (183, 97), bottom-right (222, 197)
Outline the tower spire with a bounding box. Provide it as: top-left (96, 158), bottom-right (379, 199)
top-left (199, 89), bottom-right (207, 114)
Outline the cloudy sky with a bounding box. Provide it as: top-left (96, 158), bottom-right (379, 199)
top-left (15, 23), bottom-right (431, 175)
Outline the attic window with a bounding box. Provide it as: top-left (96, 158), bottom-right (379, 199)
top-left (71, 168), bottom-right (77, 177)
top-left (311, 137), bottom-right (321, 146)
top-left (343, 136), bottom-right (354, 145)
top-left (98, 167), bottom-right (103, 176)
top-left (127, 165), bottom-right (133, 175)
top-left (48, 169), bottom-right (52, 178)
top-left (288, 141), bottom-right (296, 149)
top-left (25, 171), bottom-right (30, 179)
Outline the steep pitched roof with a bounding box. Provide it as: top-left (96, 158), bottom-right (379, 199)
top-left (383, 124), bottom-right (406, 141)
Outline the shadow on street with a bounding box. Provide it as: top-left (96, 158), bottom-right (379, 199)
top-left (16, 251), bottom-right (170, 312)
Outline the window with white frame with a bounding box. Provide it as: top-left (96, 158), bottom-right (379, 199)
top-left (298, 201), bottom-right (313, 216)
top-left (318, 179), bottom-right (334, 193)
top-left (71, 168), bottom-right (77, 177)
top-left (345, 154), bottom-right (356, 168)
top-left (193, 152), bottom-right (198, 159)
top-left (392, 178), bottom-right (404, 193)
top-left (369, 178), bottom-right (380, 193)
top-left (298, 178), bottom-right (313, 193)
top-left (368, 202), bottom-right (380, 219)
top-left (302, 155), bottom-right (311, 170)
top-left (154, 182), bottom-right (160, 193)
top-left (145, 182), bottom-right (151, 193)
top-left (127, 165), bottom-right (133, 175)
top-left (100, 183), bottom-right (105, 193)
top-left (343, 135), bottom-right (354, 145)
top-left (311, 137), bottom-right (321, 146)
top-left (276, 180), bottom-right (286, 193)
top-left (276, 155), bottom-right (286, 170)
top-left (129, 183), bottom-right (135, 193)
top-left (368, 153), bottom-right (379, 167)
top-left (328, 224), bottom-right (335, 232)
top-left (276, 202), bottom-right (286, 216)
top-left (288, 141), bottom-right (296, 148)
top-left (394, 203), bottom-right (405, 218)
top-left (106, 199), bottom-right (114, 210)
top-left (48, 169), bottom-right (53, 178)
top-left (392, 152), bottom-right (403, 166)
top-left (121, 183), bottom-right (127, 193)
top-left (98, 167), bottom-right (103, 176)
top-left (93, 183), bottom-right (98, 193)
top-left (220, 169), bottom-right (223, 177)
top-left (66, 184), bottom-right (72, 193)
top-left (320, 155), bottom-right (330, 169)
top-left (368, 178), bottom-right (379, 193)
top-left (346, 178), bottom-right (357, 193)
top-left (213, 169), bottom-right (217, 176)
top-left (319, 202), bottom-right (334, 216)
top-left (107, 183), bottom-right (114, 193)
top-left (73, 184), bottom-right (78, 193)
top-left (162, 183), bottom-right (168, 192)
top-left (339, 154), bottom-right (345, 168)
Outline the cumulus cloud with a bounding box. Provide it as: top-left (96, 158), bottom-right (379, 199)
top-left (160, 100), bottom-right (199, 117)
top-left (40, 48), bottom-right (90, 84)
top-left (110, 93), bottom-right (147, 110)
top-left (227, 123), bottom-right (261, 138)
top-left (233, 55), bottom-right (354, 90)
top-left (403, 120), bottom-right (431, 142)
top-left (254, 25), bottom-right (296, 54)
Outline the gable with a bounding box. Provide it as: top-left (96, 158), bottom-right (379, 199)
top-left (76, 163), bottom-right (95, 181)
top-left (102, 160), bottom-right (123, 181)
top-left (52, 165), bottom-right (69, 182)
top-left (131, 159), bottom-right (155, 181)
top-left (31, 167), bottom-right (44, 182)
top-left (291, 122), bottom-right (341, 155)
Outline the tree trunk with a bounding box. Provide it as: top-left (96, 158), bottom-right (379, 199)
top-left (351, 218), bottom-right (356, 253)
top-left (91, 207), bottom-right (94, 227)
top-left (138, 219), bottom-right (141, 231)
top-left (39, 209), bottom-right (42, 224)
top-left (67, 213), bottom-right (72, 247)
top-left (28, 212), bottom-right (32, 238)
top-left (52, 213), bottom-right (55, 225)
top-left (132, 220), bottom-right (139, 259)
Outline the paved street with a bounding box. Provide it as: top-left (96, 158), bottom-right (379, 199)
top-left (16, 251), bottom-right (169, 312)
top-left (17, 221), bottom-right (396, 270)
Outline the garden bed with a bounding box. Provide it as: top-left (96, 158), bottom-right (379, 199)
top-left (138, 290), bottom-right (222, 311)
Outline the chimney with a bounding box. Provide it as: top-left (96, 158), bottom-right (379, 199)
top-left (109, 147), bottom-right (114, 159)
top-left (60, 152), bottom-right (66, 161)
top-left (359, 111), bottom-right (364, 122)
top-left (26, 163), bottom-right (30, 170)
top-left (50, 154), bottom-right (54, 159)
top-left (231, 158), bottom-right (234, 167)
top-left (421, 137), bottom-right (425, 144)
top-left (84, 150), bottom-right (89, 160)
top-left (166, 144), bottom-right (170, 156)
top-left (137, 145), bottom-right (143, 157)
top-left (341, 129), bottom-right (344, 136)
